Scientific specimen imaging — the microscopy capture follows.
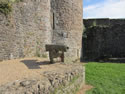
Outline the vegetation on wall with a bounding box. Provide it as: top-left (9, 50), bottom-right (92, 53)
top-left (82, 28), bottom-right (87, 39)
top-left (0, 0), bottom-right (23, 15)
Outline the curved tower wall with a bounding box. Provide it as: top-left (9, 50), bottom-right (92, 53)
top-left (51, 0), bottom-right (83, 62)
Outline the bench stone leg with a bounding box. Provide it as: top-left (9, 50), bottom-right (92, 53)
top-left (49, 52), bottom-right (54, 64)
top-left (61, 52), bottom-right (64, 62)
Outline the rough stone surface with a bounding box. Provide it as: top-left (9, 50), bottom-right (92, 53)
top-left (51, 0), bottom-right (83, 62)
top-left (0, 64), bottom-right (85, 94)
top-left (82, 19), bottom-right (125, 61)
top-left (0, 0), bottom-right (52, 60)
top-left (0, 0), bottom-right (83, 62)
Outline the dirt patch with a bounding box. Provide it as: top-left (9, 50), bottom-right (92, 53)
top-left (0, 57), bottom-right (73, 86)
top-left (77, 84), bottom-right (93, 94)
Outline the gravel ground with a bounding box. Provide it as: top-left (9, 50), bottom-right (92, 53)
top-left (0, 57), bottom-right (92, 94)
top-left (0, 57), bottom-right (71, 86)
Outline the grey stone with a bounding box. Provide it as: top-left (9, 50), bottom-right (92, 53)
top-left (83, 19), bottom-right (125, 62)
top-left (0, 0), bottom-right (83, 63)
top-left (0, 64), bottom-right (85, 94)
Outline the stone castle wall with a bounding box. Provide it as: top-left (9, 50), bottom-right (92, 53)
top-left (0, 0), bottom-right (83, 62)
top-left (83, 19), bottom-right (125, 61)
top-left (0, 0), bottom-right (52, 61)
top-left (51, 0), bottom-right (83, 62)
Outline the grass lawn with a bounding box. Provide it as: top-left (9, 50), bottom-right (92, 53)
top-left (85, 62), bottom-right (125, 94)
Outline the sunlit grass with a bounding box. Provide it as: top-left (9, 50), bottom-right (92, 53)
top-left (85, 62), bottom-right (125, 94)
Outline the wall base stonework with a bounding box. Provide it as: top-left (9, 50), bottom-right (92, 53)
top-left (0, 64), bottom-right (85, 94)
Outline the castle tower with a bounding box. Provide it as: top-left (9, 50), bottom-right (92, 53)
top-left (51, 0), bottom-right (83, 62)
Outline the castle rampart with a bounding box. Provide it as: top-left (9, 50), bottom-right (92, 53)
top-left (83, 18), bottom-right (125, 61)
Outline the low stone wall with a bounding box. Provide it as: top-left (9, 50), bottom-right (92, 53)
top-left (0, 64), bottom-right (85, 94)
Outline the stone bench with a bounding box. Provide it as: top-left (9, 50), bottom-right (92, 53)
top-left (45, 44), bottom-right (69, 63)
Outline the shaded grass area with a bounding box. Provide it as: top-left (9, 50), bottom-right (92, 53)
top-left (85, 62), bottom-right (125, 94)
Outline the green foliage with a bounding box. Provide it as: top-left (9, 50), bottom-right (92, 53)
top-left (0, 0), bottom-right (23, 15)
top-left (0, 2), bottom-right (12, 15)
top-left (85, 63), bottom-right (125, 94)
top-left (83, 28), bottom-right (87, 39)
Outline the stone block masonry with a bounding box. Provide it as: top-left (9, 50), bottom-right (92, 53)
top-left (0, 0), bottom-right (83, 62)
top-left (82, 18), bottom-right (125, 61)
top-left (0, 64), bottom-right (85, 94)
top-left (0, 0), bottom-right (52, 60)
top-left (51, 0), bottom-right (83, 62)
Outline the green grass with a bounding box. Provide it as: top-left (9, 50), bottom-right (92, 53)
top-left (85, 62), bottom-right (125, 94)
